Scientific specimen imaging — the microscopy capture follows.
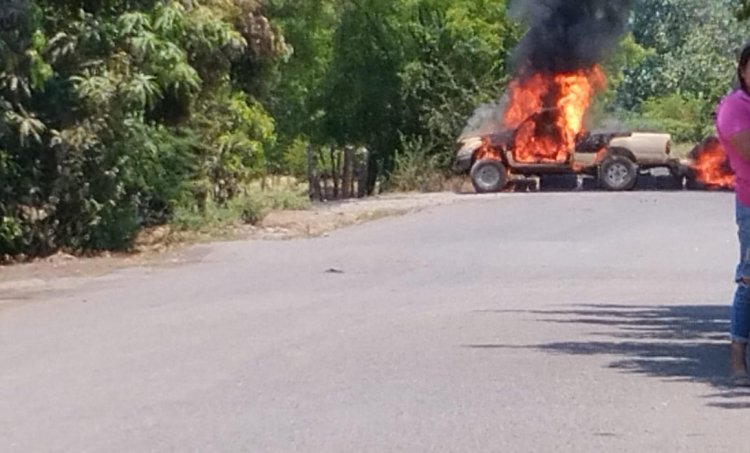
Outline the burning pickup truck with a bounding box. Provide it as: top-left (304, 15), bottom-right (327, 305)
top-left (454, 128), bottom-right (679, 193)
top-left (453, 67), bottom-right (681, 193)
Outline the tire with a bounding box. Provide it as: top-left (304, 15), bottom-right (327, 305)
top-left (598, 155), bottom-right (638, 191)
top-left (470, 159), bottom-right (508, 193)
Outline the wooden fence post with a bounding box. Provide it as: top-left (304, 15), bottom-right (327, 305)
top-left (342, 146), bottom-right (353, 199)
top-left (357, 148), bottom-right (369, 198)
top-left (306, 144), bottom-right (322, 202)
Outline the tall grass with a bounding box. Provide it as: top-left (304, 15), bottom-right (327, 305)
top-left (386, 137), bottom-right (449, 192)
top-left (172, 185), bottom-right (310, 231)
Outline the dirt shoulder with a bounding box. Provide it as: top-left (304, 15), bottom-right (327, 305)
top-left (259, 191), bottom-right (474, 238)
top-left (0, 192), bottom-right (480, 293)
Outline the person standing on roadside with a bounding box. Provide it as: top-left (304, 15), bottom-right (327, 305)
top-left (716, 42), bottom-right (750, 385)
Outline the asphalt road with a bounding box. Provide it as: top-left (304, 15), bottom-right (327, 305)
top-left (1, 192), bottom-right (747, 452)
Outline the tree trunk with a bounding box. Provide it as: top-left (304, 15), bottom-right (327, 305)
top-left (365, 150), bottom-right (378, 196)
top-left (306, 144), bottom-right (322, 202)
top-left (342, 146), bottom-right (353, 199)
top-left (329, 148), bottom-right (339, 199)
top-left (357, 149), bottom-right (372, 198)
top-left (317, 148), bottom-right (327, 200)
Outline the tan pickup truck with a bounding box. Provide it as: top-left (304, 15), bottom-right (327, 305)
top-left (454, 130), bottom-right (679, 193)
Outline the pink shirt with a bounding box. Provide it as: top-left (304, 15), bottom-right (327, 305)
top-left (717, 90), bottom-right (750, 206)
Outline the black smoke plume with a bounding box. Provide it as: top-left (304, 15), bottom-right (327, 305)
top-left (461, 0), bottom-right (633, 139)
top-left (510, 0), bottom-right (633, 75)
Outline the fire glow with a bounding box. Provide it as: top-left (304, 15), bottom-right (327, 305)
top-left (692, 140), bottom-right (734, 189)
top-left (503, 66), bottom-right (606, 164)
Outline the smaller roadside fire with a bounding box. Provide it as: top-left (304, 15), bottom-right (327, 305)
top-left (690, 137), bottom-right (734, 189)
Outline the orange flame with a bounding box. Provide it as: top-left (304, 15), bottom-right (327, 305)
top-left (692, 140), bottom-right (734, 189)
top-left (503, 66), bottom-right (606, 163)
top-left (476, 137), bottom-right (502, 161)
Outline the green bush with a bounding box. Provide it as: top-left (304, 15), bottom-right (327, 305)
top-left (232, 193), bottom-right (268, 225)
top-left (282, 137), bottom-right (310, 179)
top-left (0, 1), bottom-right (284, 257)
top-left (601, 93), bottom-right (714, 144)
top-left (172, 201), bottom-right (242, 232)
top-left (264, 186), bottom-right (311, 211)
top-left (386, 137), bottom-right (447, 193)
top-left (638, 93), bottom-right (714, 143)
top-left (172, 186), bottom-right (310, 231)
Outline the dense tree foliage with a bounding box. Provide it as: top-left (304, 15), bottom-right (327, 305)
top-left (613, 0), bottom-right (743, 140)
top-left (0, 0), bottom-right (743, 256)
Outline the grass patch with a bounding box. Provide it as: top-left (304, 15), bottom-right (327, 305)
top-left (172, 186), bottom-right (310, 232)
top-left (386, 139), bottom-right (450, 193)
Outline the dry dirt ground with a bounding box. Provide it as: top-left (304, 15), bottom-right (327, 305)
top-left (0, 192), bottom-right (480, 297)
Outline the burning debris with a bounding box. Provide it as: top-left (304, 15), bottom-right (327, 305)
top-left (689, 137), bottom-right (735, 189)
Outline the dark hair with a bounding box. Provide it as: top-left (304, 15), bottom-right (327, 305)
top-left (738, 42), bottom-right (750, 94)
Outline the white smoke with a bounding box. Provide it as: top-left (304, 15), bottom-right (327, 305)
top-left (459, 94), bottom-right (509, 141)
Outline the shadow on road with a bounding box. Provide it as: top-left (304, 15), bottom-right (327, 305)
top-left (465, 304), bottom-right (750, 409)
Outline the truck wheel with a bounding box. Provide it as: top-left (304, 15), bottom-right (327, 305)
top-left (599, 155), bottom-right (638, 191)
top-left (470, 159), bottom-right (507, 193)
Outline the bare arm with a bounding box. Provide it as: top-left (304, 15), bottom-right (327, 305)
top-left (730, 130), bottom-right (750, 162)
